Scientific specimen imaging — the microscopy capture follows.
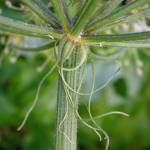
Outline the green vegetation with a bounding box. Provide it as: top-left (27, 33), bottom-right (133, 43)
top-left (0, 0), bottom-right (150, 150)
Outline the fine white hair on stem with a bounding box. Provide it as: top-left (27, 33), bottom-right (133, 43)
top-left (58, 86), bottom-right (74, 144)
top-left (57, 57), bottom-right (76, 145)
top-left (56, 44), bottom-right (126, 149)
top-left (64, 83), bottom-right (103, 142)
top-left (59, 51), bottom-right (103, 142)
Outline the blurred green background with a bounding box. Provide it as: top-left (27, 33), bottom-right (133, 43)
top-left (0, 0), bottom-right (150, 150)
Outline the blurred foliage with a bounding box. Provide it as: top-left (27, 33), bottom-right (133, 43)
top-left (0, 0), bottom-right (150, 150)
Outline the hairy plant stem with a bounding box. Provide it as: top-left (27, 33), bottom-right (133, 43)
top-left (56, 44), bottom-right (81, 150)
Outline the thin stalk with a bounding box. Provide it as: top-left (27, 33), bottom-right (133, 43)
top-left (11, 41), bottom-right (55, 52)
top-left (51, 0), bottom-right (70, 32)
top-left (21, 0), bottom-right (59, 27)
top-left (82, 31), bottom-right (150, 42)
top-left (72, 0), bottom-right (99, 36)
top-left (56, 41), bottom-right (81, 150)
top-left (99, 0), bottom-right (123, 18)
top-left (89, 0), bottom-right (123, 25)
top-left (96, 9), bottom-right (150, 33)
top-left (0, 16), bottom-right (60, 38)
top-left (87, 0), bottom-right (149, 33)
top-left (89, 41), bottom-right (150, 48)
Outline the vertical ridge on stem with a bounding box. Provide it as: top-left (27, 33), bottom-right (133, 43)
top-left (55, 42), bottom-right (81, 150)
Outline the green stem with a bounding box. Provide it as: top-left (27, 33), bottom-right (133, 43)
top-left (89, 41), bottom-right (150, 48)
top-left (72, 0), bottom-right (99, 36)
top-left (51, 0), bottom-right (70, 32)
top-left (0, 16), bottom-right (60, 38)
top-left (82, 31), bottom-right (150, 42)
top-left (90, 0), bottom-right (123, 25)
top-left (87, 0), bottom-right (149, 33)
top-left (95, 9), bottom-right (150, 33)
top-left (10, 41), bottom-right (55, 52)
top-left (21, 0), bottom-right (59, 27)
top-left (56, 42), bottom-right (80, 150)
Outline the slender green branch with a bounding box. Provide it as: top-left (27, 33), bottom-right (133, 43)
top-left (60, 0), bottom-right (71, 25)
top-left (89, 41), bottom-right (150, 48)
top-left (0, 16), bottom-right (60, 38)
top-left (87, 0), bottom-right (149, 33)
top-left (90, 0), bottom-right (123, 24)
top-left (100, 0), bottom-right (123, 18)
top-left (11, 41), bottom-right (55, 52)
top-left (97, 9), bottom-right (150, 32)
top-left (0, 24), bottom-right (45, 38)
top-left (21, 0), bottom-right (59, 27)
top-left (82, 31), bottom-right (150, 42)
top-left (72, 0), bottom-right (100, 36)
top-left (51, 0), bottom-right (70, 32)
